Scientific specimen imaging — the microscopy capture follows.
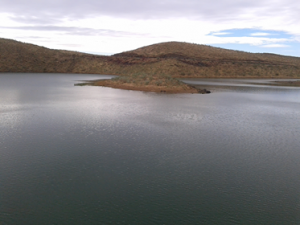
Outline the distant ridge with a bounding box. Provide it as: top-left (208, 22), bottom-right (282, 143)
top-left (0, 38), bottom-right (110, 74)
top-left (1, 38), bottom-right (300, 78)
top-left (116, 41), bottom-right (299, 61)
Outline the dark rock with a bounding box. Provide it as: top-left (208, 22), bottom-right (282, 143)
top-left (198, 89), bottom-right (210, 94)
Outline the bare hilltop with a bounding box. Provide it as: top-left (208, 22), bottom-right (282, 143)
top-left (1, 37), bottom-right (300, 79)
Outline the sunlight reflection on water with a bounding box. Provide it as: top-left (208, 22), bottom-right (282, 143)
top-left (1, 74), bottom-right (300, 224)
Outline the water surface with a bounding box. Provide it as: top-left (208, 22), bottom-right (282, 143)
top-left (1, 73), bottom-right (300, 224)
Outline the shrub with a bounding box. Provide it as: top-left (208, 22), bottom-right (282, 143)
top-left (155, 81), bottom-right (162, 86)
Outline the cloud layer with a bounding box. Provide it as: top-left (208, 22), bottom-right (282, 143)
top-left (0, 0), bottom-right (300, 56)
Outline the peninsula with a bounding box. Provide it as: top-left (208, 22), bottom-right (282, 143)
top-left (76, 73), bottom-right (210, 93)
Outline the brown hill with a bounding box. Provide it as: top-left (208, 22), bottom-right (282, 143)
top-left (114, 42), bottom-right (300, 78)
top-left (1, 38), bottom-right (300, 78)
top-left (0, 37), bottom-right (113, 74)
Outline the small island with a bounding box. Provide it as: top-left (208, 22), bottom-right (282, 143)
top-left (76, 73), bottom-right (210, 94)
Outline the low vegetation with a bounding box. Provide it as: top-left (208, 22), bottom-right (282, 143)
top-left (83, 73), bottom-right (204, 93)
top-left (1, 38), bottom-right (300, 79)
top-left (111, 73), bottom-right (183, 87)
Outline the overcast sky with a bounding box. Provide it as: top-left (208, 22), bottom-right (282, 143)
top-left (0, 0), bottom-right (300, 56)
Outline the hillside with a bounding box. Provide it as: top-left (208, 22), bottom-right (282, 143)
top-left (114, 42), bottom-right (300, 78)
top-left (0, 38), bottom-right (111, 74)
top-left (1, 38), bottom-right (300, 78)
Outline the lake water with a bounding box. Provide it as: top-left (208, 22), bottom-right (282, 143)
top-left (1, 73), bottom-right (300, 224)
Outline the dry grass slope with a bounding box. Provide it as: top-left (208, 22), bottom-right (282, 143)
top-left (1, 38), bottom-right (300, 78)
top-left (114, 42), bottom-right (300, 78)
top-left (86, 73), bottom-right (200, 93)
top-left (0, 38), bottom-right (111, 74)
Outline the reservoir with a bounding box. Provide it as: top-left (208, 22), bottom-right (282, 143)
top-left (1, 73), bottom-right (300, 224)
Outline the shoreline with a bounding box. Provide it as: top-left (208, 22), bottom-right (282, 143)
top-left (272, 80), bottom-right (300, 86)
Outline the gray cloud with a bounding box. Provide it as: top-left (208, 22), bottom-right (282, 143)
top-left (15, 35), bottom-right (49, 39)
top-left (9, 15), bottom-right (63, 25)
top-left (0, 25), bottom-right (146, 37)
top-left (2, 0), bottom-right (298, 25)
